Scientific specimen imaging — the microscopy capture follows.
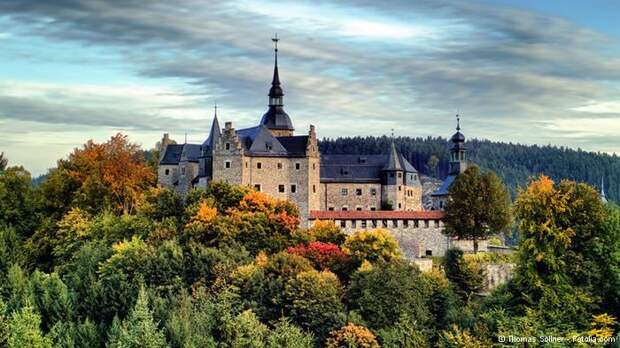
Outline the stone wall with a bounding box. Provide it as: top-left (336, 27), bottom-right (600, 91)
top-left (320, 183), bottom-right (382, 211)
top-left (484, 263), bottom-right (515, 292)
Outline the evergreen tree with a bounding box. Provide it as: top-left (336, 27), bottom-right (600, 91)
top-left (7, 306), bottom-right (51, 348)
top-left (107, 286), bottom-right (166, 348)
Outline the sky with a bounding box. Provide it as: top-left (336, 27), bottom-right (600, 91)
top-left (1, 0), bottom-right (620, 176)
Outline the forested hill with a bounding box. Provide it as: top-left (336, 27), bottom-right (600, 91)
top-left (319, 136), bottom-right (619, 202)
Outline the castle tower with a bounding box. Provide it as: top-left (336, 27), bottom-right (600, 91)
top-left (449, 114), bottom-right (467, 175)
top-left (381, 140), bottom-right (405, 210)
top-left (601, 176), bottom-right (608, 204)
top-left (260, 35), bottom-right (295, 137)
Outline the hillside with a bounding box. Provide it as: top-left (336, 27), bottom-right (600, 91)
top-left (319, 136), bottom-right (619, 202)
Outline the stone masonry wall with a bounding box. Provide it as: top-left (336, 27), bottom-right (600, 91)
top-left (321, 183), bottom-right (382, 211)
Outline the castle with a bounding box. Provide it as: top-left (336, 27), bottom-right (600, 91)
top-left (158, 39), bottom-right (478, 257)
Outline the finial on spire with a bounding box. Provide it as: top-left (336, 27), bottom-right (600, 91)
top-left (272, 33), bottom-right (279, 52)
top-left (184, 132), bottom-right (187, 144)
top-left (391, 128), bottom-right (395, 139)
top-left (214, 101), bottom-right (218, 117)
top-left (456, 113), bottom-right (461, 131)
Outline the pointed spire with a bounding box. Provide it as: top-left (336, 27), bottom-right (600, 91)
top-left (384, 137), bottom-right (403, 171)
top-left (203, 102), bottom-right (221, 150)
top-left (269, 34), bottom-right (283, 98)
top-left (601, 176), bottom-right (608, 203)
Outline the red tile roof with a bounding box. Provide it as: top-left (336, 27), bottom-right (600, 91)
top-left (309, 210), bottom-right (444, 220)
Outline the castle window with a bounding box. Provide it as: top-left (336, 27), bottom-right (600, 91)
top-left (225, 161), bottom-right (231, 169)
top-left (277, 162), bottom-right (282, 169)
top-left (257, 162), bottom-right (262, 169)
top-left (398, 172), bottom-right (402, 178)
top-left (356, 206), bottom-right (362, 211)
top-left (341, 188), bottom-right (348, 196)
top-left (414, 174), bottom-right (418, 180)
top-left (398, 186), bottom-right (402, 191)
top-left (424, 220), bottom-right (429, 228)
top-left (181, 167), bottom-right (185, 175)
top-left (358, 157), bottom-right (367, 164)
top-left (361, 220), bottom-right (367, 228)
top-left (370, 188), bottom-right (377, 196)
top-left (398, 203), bottom-right (402, 209)
top-left (165, 169), bottom-right (169, 175)
top-left (312, 185), bottom-right (316, 193)
top-left (390, 173), bottom-right (395, 178)
top-left (328, 206), bottom-right (335, 211)
top-left (225, 143), bottom-right (230, 150)
top-left (425, 250), bottom-right (433, 257)
top-left (356, 188), bottom-right (363, 196)
top-left (295, 162), bottom-right (301, 170)
top-left (291, 184), bottom-right (297, 193)
top-left (342, 206), bottom-right (348, 211)
top-left (439, 201), bottom-right (444, 209)
top-left (351, 220), bottom-right (357, 228)
top-left (254, 184), bottom-right (261, 191)
top-left (312, 163), bottom-right (316, 170)
top-left (245, 162), bottom-right (248, 168)
top-left (414, 220), bottom-right (419, 228)
top-left (278, 185), bottom-right (285, 193)
top-left (370, 206), bottom-right (376, 211)
top-left (340, 220), bottom-right (346, 228)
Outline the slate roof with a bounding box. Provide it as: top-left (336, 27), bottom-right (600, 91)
top-left (309, 210), bottom-right (444, 220)
top-left (202, 116), bottom-right (221, 151)
top-left (160, 144), bottom-right (202, 165)
top-left (236, 125), bottom-right (308, 157)
top-left (320, 154), bottom-right (418, 183)
top-left (276, 136), bottom-right (308, 156)
top-left (432, 174), bottom-right (456, 196)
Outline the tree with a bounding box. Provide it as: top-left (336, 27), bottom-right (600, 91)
top-left (0, 152), bottom-right (7, 172)
top-left (7, 306), bottom-right (52, 348)
top-left (307, 220), bottom-right (347, 245)
top-left (286, 242), bottom-right (350, 276)
top-left (267, 319), bottom-right (315, 348)
top-left (39, 133), bottom-right (155, 215)
top-left (107, 287), bottom-right (166, 348)
top-left (325, 323), bottom-right (379, 348)
top-left (443, 248), bottom-right (484, 301)
top-left (284, 270), bottom-right (346, 339)
top-left (342, 229), bottom-right (401, 263)
top-left (443, 166), bottom-right (511, 253)
top-left (0, 166), bottom-right (37, 235)
top-left (376, 314), bottom-right (427, 348)
top-left (511, 176), bottom-right (608, 327)
top-left (426, 154), bottom-right (439, 178)
top-left (345, 261), bottom-right (430, 330)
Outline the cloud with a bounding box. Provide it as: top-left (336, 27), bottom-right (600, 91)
top-left (1, 0), bottom-right (620, 175)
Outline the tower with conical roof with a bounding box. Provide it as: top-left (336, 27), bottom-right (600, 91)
top-left (601, 176), bottom-right (608, 204)
top-left (260, 34), bottom-right (294, 137)
top-left (449, 114), bottom-right (467, 175)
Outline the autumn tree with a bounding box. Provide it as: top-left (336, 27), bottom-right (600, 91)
top-left (325, 323), bottom-right (380, 348)
top-left (512, 175), bottom-right (613, 326)
top-left (40, 133), bottom-right (155, 216)
top-left (342, 229), bottom-right (401, 263)
top-left (443, 166), bottom-right (511, 253)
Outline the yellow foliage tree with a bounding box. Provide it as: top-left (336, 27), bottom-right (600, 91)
top-left (325, 323), bottom-right (380, 348)
top-left (343, 228), bottom-right (401, 262)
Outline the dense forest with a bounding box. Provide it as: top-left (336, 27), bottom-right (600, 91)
top-left (1, 134), bottom-right (619, 347)
top-left (319, 136), bottom-right (619, 202)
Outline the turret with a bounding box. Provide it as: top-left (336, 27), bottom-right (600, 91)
top-left (260, 35), bottom-right (294, 137)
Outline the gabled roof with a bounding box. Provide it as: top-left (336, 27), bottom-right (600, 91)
top-left (249, 126), bottom-right (288, 154)
top-left (432, 174), bottom-right (456, 196)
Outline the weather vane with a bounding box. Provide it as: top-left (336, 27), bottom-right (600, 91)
top-left (214, 101), bottom-right (217, 116)
top-left (456, 112), bottom-right (461, 131)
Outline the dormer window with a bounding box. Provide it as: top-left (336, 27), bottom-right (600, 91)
top-left (266, 142), bottom-right (273, 151)
top-left (359, 157), bottom-right (367, 164)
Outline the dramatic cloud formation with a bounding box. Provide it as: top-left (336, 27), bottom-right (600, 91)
top-left (1, 0), bottom-right (619, 174)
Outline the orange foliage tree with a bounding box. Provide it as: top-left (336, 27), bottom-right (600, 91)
top-left (46, 133), bottom-right (155, 215)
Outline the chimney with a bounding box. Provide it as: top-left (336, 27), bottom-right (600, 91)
top-left (225, 121), bottom-right (233, 130)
